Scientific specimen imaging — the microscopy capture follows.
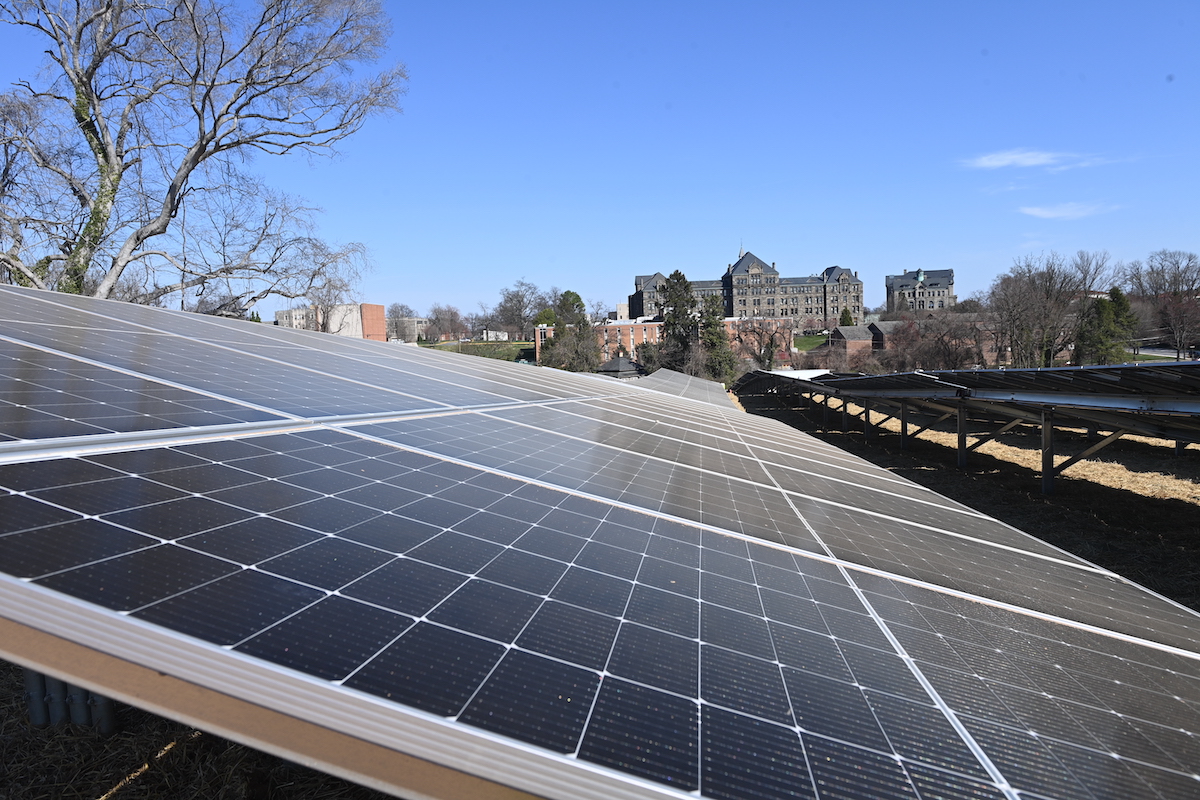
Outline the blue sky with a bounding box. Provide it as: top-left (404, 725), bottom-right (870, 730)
top-left (3, 2), bottom-right (1197, 317)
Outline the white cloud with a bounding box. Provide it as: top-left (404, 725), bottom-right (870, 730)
top-left (1017, 203), bottom-right (1114, 220)
top-left (964, 149), bottom-right (1069, 169)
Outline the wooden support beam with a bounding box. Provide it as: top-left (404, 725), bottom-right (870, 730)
top-left (900, 401), bottom-right (908, 450)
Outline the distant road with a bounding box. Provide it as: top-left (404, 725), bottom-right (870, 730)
top-left (1128, 345), bottom-right (1197, 360)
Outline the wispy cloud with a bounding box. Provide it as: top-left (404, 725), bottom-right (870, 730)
top-left (1046, 155), bottom-right (1116, 173)
top-left (965, 149), bottom-right (1070, 169)
top-left (1017, 203), bottom-right (1115, 220)
top-left (980, 181), bottom-right (1029, 195)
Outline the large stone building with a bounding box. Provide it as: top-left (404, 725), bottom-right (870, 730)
top-left (885, 268), bottom-right (956, 312)
top-left (629, 251), bottom-right (864, 326)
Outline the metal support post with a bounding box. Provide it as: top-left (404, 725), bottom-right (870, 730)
top-left (957, 402), bottom-right (968, 468)
top-left (23, 669), bottom-right (49, 727)
top-left (67, 683), bottom-right (92, 725)
top-left (1042, 407), bottom-right (1055, 495)
top-left (92, 694), bottom-right (118, 735)
top-left (44, 676), bottom-right (69, 726)
top-left (900, 401), bottom-right (908, 450)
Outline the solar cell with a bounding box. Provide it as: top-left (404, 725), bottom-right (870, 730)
top-left (2, 285), bottom-right (1200, 800)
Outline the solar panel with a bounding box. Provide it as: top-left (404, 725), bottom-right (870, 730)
top-left (631, 368), bottom-right (735, 407)
top-left (2, 284), bottom-right (1200, 800)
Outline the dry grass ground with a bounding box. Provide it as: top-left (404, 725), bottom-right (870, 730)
top-left (3, 390), bottom-right (1198, 798)
top-left (0, 668), bottom-right (389, 800)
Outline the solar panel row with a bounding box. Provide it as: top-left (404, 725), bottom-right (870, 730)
top-left (2, 285), bottom-right (1199, 800)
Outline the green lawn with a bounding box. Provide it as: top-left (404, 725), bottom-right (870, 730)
top-left (425, 341), bottom-right (535, 361)
top-left (794, 334), bottom-right (827, 351)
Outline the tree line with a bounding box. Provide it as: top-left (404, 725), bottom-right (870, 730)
top-left (827, 249), bottom-right (1200, 374)
top-left (388, 272), bottom-right (758, 383)
top-left (384, 280), bottom-right (605, 342)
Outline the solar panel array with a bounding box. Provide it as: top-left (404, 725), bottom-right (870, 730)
top-left (631, 369), bottom-right (735, 407)
top-left (3, 284), bottom-right (1200, 800)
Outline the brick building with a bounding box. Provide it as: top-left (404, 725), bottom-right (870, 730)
top-left (536, 316), bottom-right (794, 367)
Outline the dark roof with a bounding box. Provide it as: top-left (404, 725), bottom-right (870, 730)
top-left (597, 355), bottom-right (642, 377)
top-left (725, 251), bottom-right (776, 276)
top-left (832, 325), bottom-right (873, 340)
top-left (886, 269), bottom-right (955, 290)
top-left (821, 265), bottom-right (859, 283)
top-left (632, 272), bottom-right (667, 290)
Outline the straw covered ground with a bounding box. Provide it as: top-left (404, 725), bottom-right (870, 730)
top-left (2, 391), bottom-right (1198, 798)
top-left (0, 668), bottom-right (389, 800)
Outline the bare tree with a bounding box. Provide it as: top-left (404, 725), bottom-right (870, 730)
top-left (987, 252), bottom-right (1091, 367)
top-left (426, 304), bottom-right (467, 342)
top-left (386, 302), bottom-right (418, 340)
top-left (732, 317), bottom-right (791, 371)
top-left (1126, 250), bottom-right (1200, 359)
top-left (489, 279), bottom-right (548, 340)
top-left (307, 257), bottom-right (365, 334)
top-left (0, 0), bottom-right (405, 304)
top-left (589, 299), bottom-right (610, 325)
top-left (878, 317), bottom-right (921, 373)
top-left (127, 174), bottom-right (368, 317)
top-left (913, 314), bottom-right (982, 370)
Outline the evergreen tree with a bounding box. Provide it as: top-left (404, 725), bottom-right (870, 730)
top-left (539, 290), bottom-right (600, 372)
top-left (1077, 287), bottom-right (1138, 365)
top-left (659, 271), bottom-right (696, 369)
top-left (637, 340), bottom-right (662, 372)
top-left (699, 294), bottom-right (737, 384)
top-left (839, 307), bottom-right (854, 326)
